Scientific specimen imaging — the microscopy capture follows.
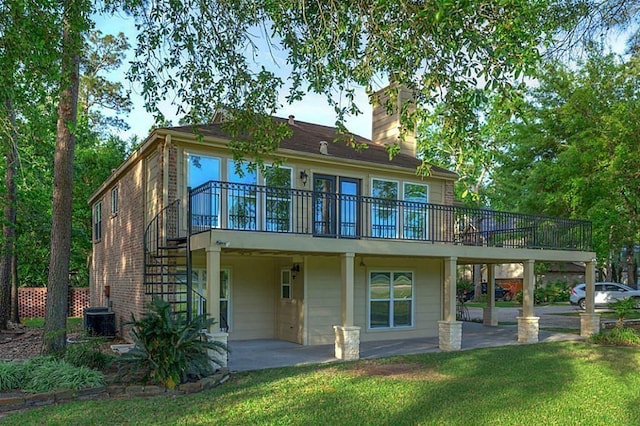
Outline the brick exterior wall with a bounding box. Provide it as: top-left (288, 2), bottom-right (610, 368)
top-left (18, 287), bottom-right (89, 318)
top-left (90, 140), bottom-right (163, 338)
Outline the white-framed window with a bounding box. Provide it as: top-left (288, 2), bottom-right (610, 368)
top-left (263, 165), bottom-right (292, 232)
top-left (403, 182), bottom-right (428, 239)
top-left (111, 186), bottom-right (119, 215)
top-left (227, 160), bottom-right (257, 230)
top-left (93, 201), bottom-right (102, 242)
top-left (281, 269), bottom-right (292, 300)
top-left (220, 269), bottom-right (230, 331)
top-left (187, 153), bottom-right (221, 229)
top-left (369, 271), bottom-right (413, 329)
top-left (371, 178), bottom-right (399, 238)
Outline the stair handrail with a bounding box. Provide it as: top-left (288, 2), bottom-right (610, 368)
top-left (143, 199), bottom-right (184, 256)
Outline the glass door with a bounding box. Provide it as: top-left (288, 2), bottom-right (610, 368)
top-left (313, 174), bottom-right (336, 236)
top-left (339, 178), bottom-right (360, 238)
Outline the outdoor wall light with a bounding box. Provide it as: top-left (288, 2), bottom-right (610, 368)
top-left (299, 170), bottom-right (308, 186)
top-left (291, 263), bottom-right (300, 279)
top-left (216, 240), bottom-right (231, 247)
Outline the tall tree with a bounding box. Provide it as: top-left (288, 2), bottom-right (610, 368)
top-left (0, 0), bottom-right (58, 329)
top-left (42, 0), bottom-right (90, 353)
top-left (489, 49), bottom-right (640, 280)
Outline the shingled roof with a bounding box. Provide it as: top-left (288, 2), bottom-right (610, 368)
top-left (169, 117), bottom-right (457, 178)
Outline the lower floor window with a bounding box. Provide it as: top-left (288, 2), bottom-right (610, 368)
top-left (369, 271), bottom-right (413, 328)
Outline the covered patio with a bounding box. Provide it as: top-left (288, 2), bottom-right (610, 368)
top-left (227, 321), bottom-right (584, 372)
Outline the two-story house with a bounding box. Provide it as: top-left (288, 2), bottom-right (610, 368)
top-left (89, 87), bottom-right (600, 364)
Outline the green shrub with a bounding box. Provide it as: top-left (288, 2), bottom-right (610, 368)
top-left (609, 297), bottom-right (637, 328)
top-left (123, 300), bottom-right (228, 389)
top-left (0, 361), bottom-right (26, 391)
top-left (589, 327), bottom-right (640, 346)
top-left (64, 339), bottom-right (115, 370)
top-left (19, 356), bottom-right (105, 393)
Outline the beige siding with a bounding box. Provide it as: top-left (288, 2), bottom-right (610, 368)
top-left (305, 256), bottom-right (342, 345)
top-left (355, 257), bottom-right (441, 342)
top-left (223, 257), bottom-right (277, 341)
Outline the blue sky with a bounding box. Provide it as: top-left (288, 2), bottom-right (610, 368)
top-left (95, 13), bottom-right (373, 143)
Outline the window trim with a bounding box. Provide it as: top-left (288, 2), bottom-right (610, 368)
top-left (368, 270), bottom-right (414, 330)
top-left (370, 178), bottom-right (400, 239)
top-left (262, 164), bottom-right (293, 232)
top-left (402, 182), bottom-right (429, 240)
top-left (93, 201), bottom-right (102, 242)
top-left (111, 186), bottom-right (119, 216)
top-left (281, 268), bottom-right (292, 300)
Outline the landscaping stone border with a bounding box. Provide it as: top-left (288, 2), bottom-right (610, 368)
top-left (0, 369), bottom-right (229, 414)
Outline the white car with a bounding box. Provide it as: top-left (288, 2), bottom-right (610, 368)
top-left (570, 282), bottom-right (640, 310)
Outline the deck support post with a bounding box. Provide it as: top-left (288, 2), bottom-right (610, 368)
top-left (206, 245), bottom-right (221, 332)
top-left (581, 260), bottom-right (600, 337)
top-left (518, 259), bottom-right (539, 343)
top-left (335, 253), bottom-right (360, 360)
top-left (439, 257), bottom-right (462, 350)
top-left (483, 264), bottom-right (498, 326)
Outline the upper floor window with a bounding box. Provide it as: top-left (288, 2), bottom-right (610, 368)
top-left (371, 179), bottom-right (399, 238)
top-left (93, 201), bottom-right (102, 242)
top-left (227, 160), bottom-right (257, 230)
top-left (111, 186), bottom-right (119, 215)
top-left (403, 183), bottom-right (428, 239)
top-left (264, 166), bottom-right (292, 232)
top-left (188, 154), bottom-right (221, 229)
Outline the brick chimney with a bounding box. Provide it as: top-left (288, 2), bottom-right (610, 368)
top-left (371, 84), bottom-right (417, 157)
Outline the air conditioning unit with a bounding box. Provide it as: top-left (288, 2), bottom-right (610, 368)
top-left (84, 308), bottom-right (115, 337)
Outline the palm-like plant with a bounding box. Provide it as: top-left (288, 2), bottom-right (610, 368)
top-left (123, 300), bottom-right (227, 389)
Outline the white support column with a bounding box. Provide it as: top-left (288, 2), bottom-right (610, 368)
top-left (518, 259), bottom-right (539, 343)
top-left (206, 246), bottom-right (221, 331)
top-left (580, 259), bottom-right (600, 337)
top-left (484, 264), bottom-right (498, 326)
top-left (341, 252), bottom-right (355, 326)
top-left (439, 257), bottom-right (462, 351)
top-left (335, 253), bottom-right (359, 360)
top-left (443, 257), bottom-right (458, 322)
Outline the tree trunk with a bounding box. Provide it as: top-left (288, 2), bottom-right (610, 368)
top-left (11, 252), bottom-right (19, 323)
top-left (626, 244), bottom-right (636, 288)
top-left (42, 0), bottom-right (82, 354)
top-left (472, 264), bottom-right (482, 301)
top-left (0, 96), bottom-right (18, 330)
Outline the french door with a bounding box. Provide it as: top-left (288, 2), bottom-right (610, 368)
top-left (313, 174), bottom-right (360, 238)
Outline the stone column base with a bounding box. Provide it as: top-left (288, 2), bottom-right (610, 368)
top-left (483, 307), bottom-right (498, 326)
top-left (205, 331), bottom-right (229, 369)
top-left (438, 320), bottom-right (462, 351)
top-left (334, 326), bottom-right (360, 360)
top-left (580, 313), bottom-right (601, 337)
top-left (517, 316), bottom-right (539, 343)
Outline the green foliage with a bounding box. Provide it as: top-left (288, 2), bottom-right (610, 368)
top-left (123, 300), bottom-right (227, 389)
top-left (516, 281), bottom-right (570, 304)
top-left (64, 339), bottom-right (115, 370)
top-left (490, 48), bottom-right (640, 266)
top-left (0, 356), bottom-right (105, 393)
top-left (589, 327), bottom-right (640, 346)
top-left (609, 298), bottom-right (638, 328)
top-left (0, 361), bottom-right (26, 391)
top-left (456, 278), bottom-right (473, 296)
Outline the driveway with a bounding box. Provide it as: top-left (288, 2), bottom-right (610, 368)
top-left (467, 303), bottom-right (584, 329)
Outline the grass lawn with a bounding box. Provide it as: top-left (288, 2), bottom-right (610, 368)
top-left (21, 317), bottom-right (83, 329)
top-left (553, 310), bottom-right (640, 320)
top-left (4, 341), bottom-right (640, 425)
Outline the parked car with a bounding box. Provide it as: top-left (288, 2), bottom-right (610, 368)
top-left (463, 283), bottom-right (512, 302)
top-left (570, 282), bottom-right (640, 310)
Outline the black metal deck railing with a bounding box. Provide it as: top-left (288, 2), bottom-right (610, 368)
top-left (188, 180), bottom-right (592, 251)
